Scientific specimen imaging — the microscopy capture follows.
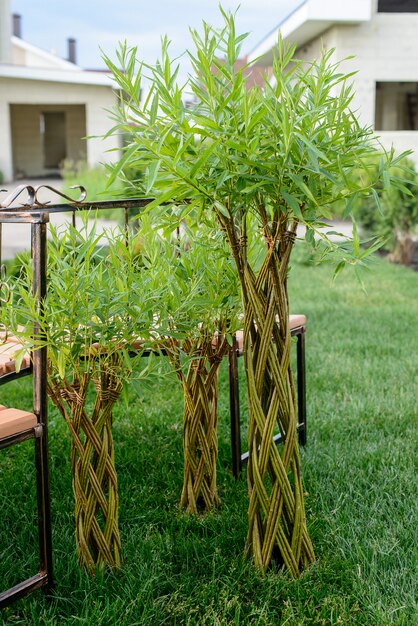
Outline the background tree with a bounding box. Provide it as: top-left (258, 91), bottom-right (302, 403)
top-left (104, 10), bottom-right (405, 575)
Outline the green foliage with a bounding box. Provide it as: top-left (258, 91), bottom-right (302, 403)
top-left (145, 221), bottom-right (240, 339)
top-left (0, 218), bottom-right (163, 383)
top-left (0, 254), bottom-right (416, 624)
top-left (103, 9), bottom-right (406, 272)
top-left (353, 157), bottom-right (418, 262)
top-left (61, 160), bottom-right (124, 201)
top-left (61, 160), bottom-right (144, 220)
top-left (1, 215), bottom-right (241, 382)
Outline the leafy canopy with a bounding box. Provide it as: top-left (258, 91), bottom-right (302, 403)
top-left (105, 7), bottom-right (408, 267)
top-left (0, 219), bottom-right (164, 381)
top-left (0, 214), bottom-right (241, 380)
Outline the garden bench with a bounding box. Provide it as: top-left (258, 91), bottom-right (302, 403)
top-left (0, 404), bottom-right (37, 440)
top-left (1, 314), bottom-right (307, 484)
top-left (0, 390), bottom-right (52, 608)
top-left (0, 331), bottom-right (30, 379)
top-left (0, 213), bottom-right (53, 608)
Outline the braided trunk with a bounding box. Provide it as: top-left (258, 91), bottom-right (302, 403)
top-left (168, 330), bottom-right (228, 514)
top-left (221, 213), bottom-right (315, 575)
top-left (47, 356), bottom-right (123, 573)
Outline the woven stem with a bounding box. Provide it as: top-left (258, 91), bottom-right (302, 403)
top-left (168, 330), bottom-right (227, 514)
top-left (219, 211), bottom-right (315, 575)
top-left (242, 247), bottom-right (315, 575)
top-left (47, 356), bottom-right (123, 573)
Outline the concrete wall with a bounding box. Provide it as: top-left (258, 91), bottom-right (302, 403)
top-left (0, 0), bottom-right (11, 63)
top-left (10, 104), bottom-right (86, 176)
top-left (11, 44), bottom-right (25, 65)
top-left (0, 77), bottom-right (121, 181)
top-left (294, 8), bottom-right (418, 158)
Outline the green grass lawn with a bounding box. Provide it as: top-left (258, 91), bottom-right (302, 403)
top-left (1, 250), bottom-right (417, 625)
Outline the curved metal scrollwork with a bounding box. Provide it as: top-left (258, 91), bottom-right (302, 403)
top-left (0, 184), bottom-right (87, 209)
top-left (34, 184), bottom-right (87, 206)
top-left (0, 184), bottom-right (36, 208)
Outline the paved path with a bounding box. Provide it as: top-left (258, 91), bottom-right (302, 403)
top-left (0, 179), bottom-right (354, 260)
top-left (0, 179), bottom-right (118, 260)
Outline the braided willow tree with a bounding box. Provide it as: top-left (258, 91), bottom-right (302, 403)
top-left (105, 11), bottom-right (405, 574)
top-left (1, 221), bottom-right (162, 572)
top-left (139, 223), bottom-right (240, 513)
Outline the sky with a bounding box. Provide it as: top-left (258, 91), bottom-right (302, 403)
top-left (10, 0), bottom-right (302, 71)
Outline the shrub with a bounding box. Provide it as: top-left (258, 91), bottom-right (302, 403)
top-left (354, 158), bottom-right (418, 265)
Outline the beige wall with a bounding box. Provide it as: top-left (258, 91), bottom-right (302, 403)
top-left (10, 104), bottom-right (86, 176)
top-left (0, 0), bottom-right (11, 64)
top-left (11, 45), bottom-right (25, 65)
top-left (294, 11), bottom-right (418, 159)
top-left (0, 100), bottom-right (12, 182)
top-left (0, 77), bottom-right (121, 181)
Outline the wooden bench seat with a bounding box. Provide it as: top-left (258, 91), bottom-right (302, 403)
top-left (0, 405), bottom-right (37, 439)
top-left (233, 314), bottom-right (307, 353)
top-left (0, 340), bottom-right (30, 377)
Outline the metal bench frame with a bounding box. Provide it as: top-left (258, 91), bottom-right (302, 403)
top-left (228, 323), bottom-right (307, 478)
top-left (0, 211), bottom-right (53, 608)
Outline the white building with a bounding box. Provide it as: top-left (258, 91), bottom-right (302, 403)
top-left (0, 0), bottom-right (120, 182)
top-left (250, 0), bottom-right (418, 159)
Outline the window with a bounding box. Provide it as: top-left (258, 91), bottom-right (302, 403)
top-left (378, 0), bottom-right (418, 12)
top-left (375, 82), bottom-right (418, 131)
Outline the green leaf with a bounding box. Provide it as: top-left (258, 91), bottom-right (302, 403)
top-left (14, 347), bottom-right (27, 374)
top-left (288, 173), bottom-right (319, 208)
top-left (57, 349), bottom-right (66, 380)
top-left (282, 191), bottom-right (303, 218)
top-left (214, 201), bottom-right (231, 218)
top-left (371, 187), bottom-right (383, 215)
top-left (106, 143), bottom-right (139, 189)
top-left (333, 260), bottom-right (345, 280)
top-left (343, 192), bottom-right (359, 219)
top-left (294, 132), bottom-right (331, 164)
top-left (383, 169), bottom-right (391, 191)
top-left (305, 228), bottom-right (315, 247)
top-left (352, 218), bottom-right (360, 257)
top-left (145, 160), bottom-right (161, 194)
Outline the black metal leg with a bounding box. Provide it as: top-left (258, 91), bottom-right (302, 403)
top-left (296, 329), bottom-right (307, 446)
top-left (230, 324), bottom-right (308, 474)
top-left (228, 335), bottom-right (242, 479)
top-left (34, 431), bottom-right (53, 592)
top-left (32, 221), bottom-right (53, 592)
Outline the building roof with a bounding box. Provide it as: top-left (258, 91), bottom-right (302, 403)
top-left (249, 0), bottom-right (373, 66)
top-left (0, 63), bottom-right (114, 86)
top-left (11, 36), bottom-right (79, 71)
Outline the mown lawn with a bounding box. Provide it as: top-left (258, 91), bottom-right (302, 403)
top-left (1, 249), bottom-right (416, 625)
